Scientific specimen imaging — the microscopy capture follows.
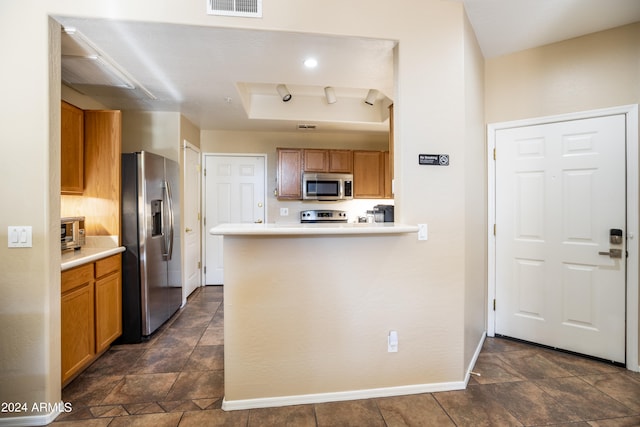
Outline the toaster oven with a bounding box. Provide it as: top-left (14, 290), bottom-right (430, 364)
top-left (61, 216), bottom-right (86, 251)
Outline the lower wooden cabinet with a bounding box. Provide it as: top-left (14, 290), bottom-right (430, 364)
top-left (61, 274), bottom-right (95, 383)
top-left (61, 253), bottom-right (122, 384)
top-left (95, 255), bottom-right (122, 353)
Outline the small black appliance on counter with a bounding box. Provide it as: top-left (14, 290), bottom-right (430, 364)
top-left (374, 205), bottom-right (394, 222)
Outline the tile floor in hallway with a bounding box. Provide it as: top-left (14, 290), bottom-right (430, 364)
top-left (54, 285), bottom-right (640, 426)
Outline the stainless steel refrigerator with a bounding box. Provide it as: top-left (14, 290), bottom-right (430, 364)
top-left (120, 151), bottom-right (182, 343)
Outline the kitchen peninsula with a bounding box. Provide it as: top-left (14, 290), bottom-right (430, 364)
top-left (210, 222), bottom-right (426, 410)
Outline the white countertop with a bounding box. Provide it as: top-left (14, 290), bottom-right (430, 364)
top-left (209, 222), bottom-right (419, 236)
top-left (61, 246), bottom-right (125, 271)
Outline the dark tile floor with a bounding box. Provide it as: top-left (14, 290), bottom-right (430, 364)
top-left (54, 286), bottom-right (640, 426)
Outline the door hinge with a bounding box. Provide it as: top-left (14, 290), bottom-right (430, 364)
top-left (204, 266), bottom-right (206, 274)
top-left (196, 164), bottom-right (201, 172)
top-left (493, 299), bottom-right (496, 311)
top-left (197, 261), bottom-right (201, 269)
top-left (204, 168), bottom-right (207, 176)
top-left (493, 224), bottom-right (496, 236)
top-left (493, 148), bottom-right (496, 161)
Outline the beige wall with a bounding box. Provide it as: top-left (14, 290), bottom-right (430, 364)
top-left (121, 111), bottom-right (181, 161)
top-left (463, 11), bottom-right (487, 370)
top-left (0, 0), bottom-right (486, 421)
top-left (486, 23), bottom-right (640, 123)
top-left (485, 22), bottom-right (640, 368)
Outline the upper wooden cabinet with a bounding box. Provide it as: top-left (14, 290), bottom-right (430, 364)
top-left (303, 149), bottom-right (327, 172)
top-left (61, 101), bottom-right (84, 194)
top-left (328, 150), bottom-right (353, 173)
top-left (303, 149), bottom-right (352, 173)
top-left (61, 106), bottom-right (122, 239)
top-left (277, 148), bottom-right (303, 199)
top-left (353, 150), bottom-right (390, 199)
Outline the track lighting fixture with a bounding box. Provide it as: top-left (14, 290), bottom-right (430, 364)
top-left (276, 84), bottom-right (292, 102)
top-left (364, 89), bottom-right (378, 106)
top-left (324, 86), bottom-right (337, 104)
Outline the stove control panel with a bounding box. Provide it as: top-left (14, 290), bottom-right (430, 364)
top-left (300, 210), bottom-right (348, 223)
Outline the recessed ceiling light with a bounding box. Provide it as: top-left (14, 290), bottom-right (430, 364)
top-left (303, 58), bottom-right (318, 68)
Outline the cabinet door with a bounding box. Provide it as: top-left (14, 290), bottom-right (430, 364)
top-left (303, 149), bottom-right (328, 172)
top-left (384, 151), bottom-right (393, 198)
top-left (328, 150), bottom-right (353, 173)
top-left (83, 110), bottom-right (122, 237)
top-left (95, 269), bottom-right (122, 353)
top-left (353, 151), bottom-right (385, 198)
top-left (61, 101), bottom-right (84, 194)
top-left (277, 148), bottom-right (303, 199)
top-left (61, 281), bottom-right (95, 384)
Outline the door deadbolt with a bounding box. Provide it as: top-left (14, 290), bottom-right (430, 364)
top-left (609, 228), bottom-right (623, 245)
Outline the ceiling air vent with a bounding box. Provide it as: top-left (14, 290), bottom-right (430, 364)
top-left (297, 124), bottom-right (317, 130)
top-left (208, 0), bottom-right (262, 18)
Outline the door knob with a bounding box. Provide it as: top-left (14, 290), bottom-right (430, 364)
top-left (255, 219), bottom-right (263, 224)
top-left (185, 227), bottom-right (192, 232)
top-left (599, 249), bottom-right (623, 258)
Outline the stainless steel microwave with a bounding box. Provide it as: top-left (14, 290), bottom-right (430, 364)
top-left (302, 173), bottom-right (353, 201)
top-left (61, 216), bottom-right (86, 251)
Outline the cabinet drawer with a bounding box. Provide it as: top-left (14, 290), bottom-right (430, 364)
top-left (61, 263), bottom-right (94, 294)
top-left (95, 254), bottom-right (121, 279)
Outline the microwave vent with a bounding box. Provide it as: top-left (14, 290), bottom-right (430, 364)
top-left (208, 0), bottom-right (262, 17)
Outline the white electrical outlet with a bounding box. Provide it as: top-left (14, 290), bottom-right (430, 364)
top-left (388, 330), bottom-right (398, 352)
top-left (280, 207), bottom-right (289, 216)
top-left (417, 223), bottom-right (428, 241)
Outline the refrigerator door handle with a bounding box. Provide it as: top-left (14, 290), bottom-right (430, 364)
top-left (164, 179), bottom-right (175, 260)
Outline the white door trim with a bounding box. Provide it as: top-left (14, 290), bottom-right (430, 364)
top-left (201, 152), bottom-right (268, 286)
top-left (487, 104), bottom-right (639, 371)
top-left (182, 140), bottom-right (202, 302)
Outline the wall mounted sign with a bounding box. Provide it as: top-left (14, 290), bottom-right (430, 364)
top-left (419, 154), bottom-right (449, 166)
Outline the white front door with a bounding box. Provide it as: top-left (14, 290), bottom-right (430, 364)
top-left (495, 114), bottom-right (626, 363)
top-left (183, 141), bottom-right (202, 299)
top-left (203, 154), bottom-right (266, 285)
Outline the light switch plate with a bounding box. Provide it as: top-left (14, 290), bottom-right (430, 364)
top-left (417, 224), bottom-right (428, 241)
top-left (8, 226), bottom-right (32, 248)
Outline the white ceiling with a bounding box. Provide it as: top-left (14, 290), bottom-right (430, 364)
top-left (55, 1), bottom-right (640, 134)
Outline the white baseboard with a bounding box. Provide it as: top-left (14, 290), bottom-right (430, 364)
top-left (222, 380), bottom-right (466, 411)
top-left (465, 331), bottom-right (487, 385)
top-left (0, 410), bottom-right (60, 426)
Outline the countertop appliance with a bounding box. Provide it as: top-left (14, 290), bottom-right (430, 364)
top-left (374, 205), bottom-right (395, 222)
top-left (300, 209), bottom-right (348, 223)
top-left (302, 173), bottom-right (353, 201)
top-left (61, 216), bottom-right (85, 251)
top-left (120, 151), bottom-right (182, 343)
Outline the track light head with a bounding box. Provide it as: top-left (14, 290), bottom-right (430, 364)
top-left (324, 86), bottom-right (337, 104)
top-left (364, 89), bottom-right (378, 106)
top-left (276, 84), bottom-right (292, 102)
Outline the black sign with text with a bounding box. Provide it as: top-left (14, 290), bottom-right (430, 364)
top-left (418, 154), bottom-right (449, 166)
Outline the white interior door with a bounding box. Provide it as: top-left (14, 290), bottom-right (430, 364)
top-left (183, 141), bottom-right (202, 299)
top-left (204, 154), bottom-right (266, 285)
top-left (495, 114), bottom-right (626, 363)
